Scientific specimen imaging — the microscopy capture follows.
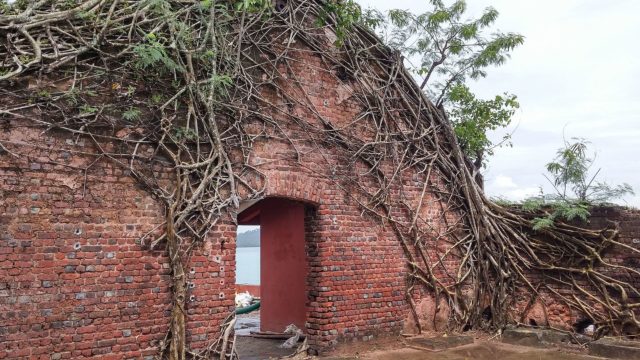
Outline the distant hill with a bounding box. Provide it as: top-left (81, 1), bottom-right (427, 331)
top-left (237, 228), bottom-right (260, 247)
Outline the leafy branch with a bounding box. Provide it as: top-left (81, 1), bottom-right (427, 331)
top-left (524, 138), bottom-right (634, 230)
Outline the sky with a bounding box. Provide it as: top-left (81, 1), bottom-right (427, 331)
top-left (358, 0), bottom-right (640, 207)
top-left (238, 225), bottom-right (259, 234)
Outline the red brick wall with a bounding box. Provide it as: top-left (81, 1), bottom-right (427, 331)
top-left (516, 206), bottom-right (640, 331)
top-left (0, 128), bottom-right (238, 359)
top-left (2, 39), bottom-right (638, 359)
top-left (0, 46), bottom-right (458, 358)
top-left (0, 132), bottom-right (166, 359)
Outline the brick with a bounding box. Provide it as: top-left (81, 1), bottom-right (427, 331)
top-left (1, 25), bottom-right (638, 360)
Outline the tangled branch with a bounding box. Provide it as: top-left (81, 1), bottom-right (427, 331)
top-left (1, 0), bottom-right (638, 358)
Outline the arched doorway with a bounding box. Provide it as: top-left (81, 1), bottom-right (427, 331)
top-left (235, 197), bottom-right (315, 357)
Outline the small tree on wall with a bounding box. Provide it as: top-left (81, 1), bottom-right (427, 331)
top-left (523, 138), bottom-right (635, 230)
top-left (1, 0), bottom-right (639, 358)
top-left (544, 138), bottom-right (634, 204)
top-left (362, 0), bottom-right (523, 176)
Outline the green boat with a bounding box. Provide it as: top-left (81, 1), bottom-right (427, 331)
top-left (235, 301), bottom-right (260, 315)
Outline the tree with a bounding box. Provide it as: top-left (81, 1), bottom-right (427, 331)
top-left (448, 84), bottom-right (518, 175)
top-left (544, 138), bottom-right (634, 204)
top-left (362, 0), bottom-right (523, 175)
top-left (3, 0), bottom-right (637, 345)
top-left (523, 138), bottom-right (634, 230)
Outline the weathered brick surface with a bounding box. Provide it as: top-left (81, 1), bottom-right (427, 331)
top-left (515, 206), bottom-right (640, 330)
top-left (0, 40), bottom-right (459, 357)
top-left (0, 129), bottom-right (240, 359)
top-left (2, 29), bottom-right (636, 360)
top-left (0, 135), bottom-right (168, 359)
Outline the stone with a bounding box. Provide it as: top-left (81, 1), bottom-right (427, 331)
top-left (589, 338), bottom-right (640, 359)
top-left (502, 328), bottom-right (570, 348)
top-left (501, 328), bottom-right (544, 348)
top-left (539, 329), bottom-right (570, 344)
top-left (407, 335), bottom-right (474, 351)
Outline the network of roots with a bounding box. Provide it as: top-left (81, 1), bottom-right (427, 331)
top-left (1, 1), bottom-right (638, 359)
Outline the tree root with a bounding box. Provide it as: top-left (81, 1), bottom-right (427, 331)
top-left (1, 1), bottom-right (638, 358)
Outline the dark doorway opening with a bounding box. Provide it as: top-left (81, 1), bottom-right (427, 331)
top-left (235, 197), bottom-right (313, 358)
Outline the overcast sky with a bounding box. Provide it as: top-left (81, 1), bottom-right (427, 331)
top-left (358, 0), bottom-right (640, 207)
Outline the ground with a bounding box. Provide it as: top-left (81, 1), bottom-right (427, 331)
top-left (236, 337), bottom-right (296, 359)
top-left (234, 311), bottom-right (609, 360)
top-left (234, 332), bottom-right (608, 360)
top-left (324, 341), bottom-right (605, 360)
top-left (235, 311), bottom-right (298, 359)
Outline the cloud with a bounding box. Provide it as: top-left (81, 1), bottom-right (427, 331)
top-left (237, 225), bottom-right (259, 234)
top-left (488, 175), bottom-right (539, 201)
top-left (503, 187), bottom-right (541, 201)
top-left (358, 0), bottom-right (640, 208)
top-left (493, 175), bottom-right (518, 189)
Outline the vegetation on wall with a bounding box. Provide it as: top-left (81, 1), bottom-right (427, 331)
top-left (520, 138), bottom-right (635, 230)
top-left (362, 0), bottom-right (523, 172)
top-left (0, 0), bottom-right (638, 359)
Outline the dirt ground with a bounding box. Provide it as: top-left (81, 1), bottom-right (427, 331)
top-left (236, 337), bottom-right (296, 359)
top-left (235, 336), bottom-right (605, 360)
top-left (333, 341), bottom-right (605, 360)
top-left (235, 311), bottom-right (298, 359)
top-left (234, 314), bottom-right (605, 360)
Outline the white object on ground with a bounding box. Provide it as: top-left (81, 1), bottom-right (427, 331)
top-left (584, 324), bottom-right (596, 336)
top-left (279, 324), bottom-right (304, 349)
top-left (235, 292), bottom-right (253, 308)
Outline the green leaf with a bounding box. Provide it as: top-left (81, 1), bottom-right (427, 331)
top-left (522, 198), bottom-right (543, 212)
top-left (133, 35), bottom-right (182, 73)
top-left (365, 2), bottom-right (523, 168)
top-left (122, 107), bottom-right (141, 122)
top-left (79, 104), bottom-right (98, 115)
top-left (532, 217), bottom-right (554, 231)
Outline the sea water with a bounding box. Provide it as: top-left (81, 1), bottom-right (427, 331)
top-left (236, 247), bottom-right (260, 285)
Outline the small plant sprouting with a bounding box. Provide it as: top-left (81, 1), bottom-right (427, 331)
top-left (211, 74), bottom-right (232, 96)
top-left (151, 94), bottom-right (164, 105)
top-left (174, 127), bottom-right (197, 141)
top-left (527, 138), bottom-right (633, 231)
top-left (18, 55), bottom-right (34, 64)
top-left (133, 33), bottom-right (181, 72)
top-left (200, 50), bottom-right (215, 61)
top-left (36, 89), bottom-right (51, 99)
top-left (234, 0), bottom-right (271, 13)
top-left (79, 104), bottom-right (98, 115)
top-left (75, 10), bottom-right (97, 21)
top-left (521, 199), bottom-right (540, 212)
top-left (122, 107), bottom-right (142, 122)
top-left (531, 217), bottom-right (554, 231)
top-left (0, 0), bottom-right (9, 14)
